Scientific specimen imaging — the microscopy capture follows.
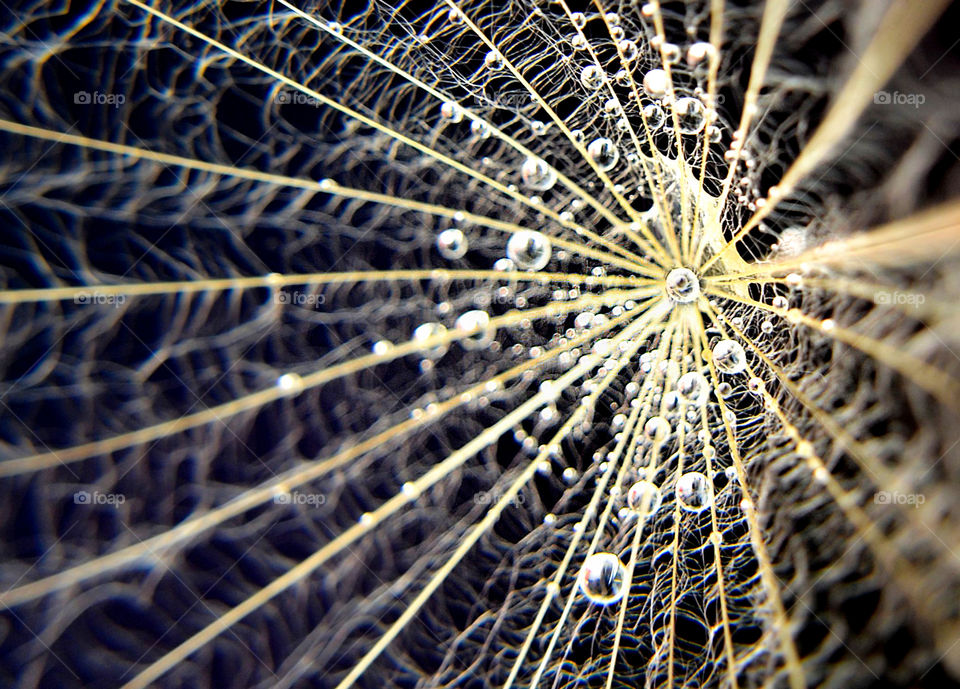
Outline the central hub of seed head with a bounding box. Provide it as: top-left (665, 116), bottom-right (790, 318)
top-left (664, 267), bottom-right (701, 304)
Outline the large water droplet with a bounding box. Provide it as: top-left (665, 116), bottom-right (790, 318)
top-left (507, 230), bottom-right (552, 271)
top-left (643, 69), bottom-right (668, 97)
top-left (440, 101), bottom-right (464, 123)
top-left (578, 552), bottom-right (626, 605)
top-left (628, 480), bottom-right (662, 517)
top-left (643, 102), bottom-right (665, 130)
top-left (521, 156), bottom-right (557, 191)
top-left (587, 137), bottom-right (619, 171)
top-left (470, 119), bottom-right (492, 138)
top-left (665, 267), bottom-right (700, 303)
top-left (677, 372), bottom-right (708, 404)
top-left (414, 322), bottom-right (448, 359)
top-left (580, 65), bottom-right (604, 90)
top-left (712, 339), bottom-right (746, 374)
top-left (484, 50), bottom-right (503, 71)
top-left (676, 471), bottom-right (711, 511)
top-left (455, 310), bottom-right (494, 350)
top-left (437, 228), bottom-right (468, 259)
top-left (618, 39), bottom-right (638, 62)
top-left (675, 97), bottom-right (706, 134)
top-left (686, 42), bottom-right (716, 67)
top-left (644, 415), bottom-right (670, 441)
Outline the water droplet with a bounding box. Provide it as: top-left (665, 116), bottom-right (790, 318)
top-left (643, 102), bottom-right (665, 129)
top-left (455, 309), bottom-right (494, 350)
top-left (665, 267), bottom-right (700, 303)
top-left (470, 119), bottom-right (492, 138)
top-left (676, 471), bottom-right (711, 511)
top-left (580, 65), bottom-right (604, 90)
top-left (686, 42), bottom-right (715, 67)
top-left (618, 39), bottom-right (638, 62)
top-left (413, 322), bottom-right (448, 359)
top-left (562, 466), bottom-right (578, 484)
top-left (506, 230), bottom-right (552, 271)
top-left (521, 156), bottom-right (557, 191)
top-left (276, 373), bottom-right (304, 394)
top-left (570, 11), bottom-right (587, 29)
top-left (712, 339), bottom-right (746, 374)
top-left (643, 69), bottom-right (668, 98)
top-left (661, 43), bottom-right (680, 64)
top-left (592, 338), bottom-right (613, 356)
top-left (437, 228), bottom-right (468, 259)
top-left (677, 372), bottom-right (708, 404)
top-left (578, 552), bottom-right (626, 605)
top-left (484, 50), bottom-right (503, 71)
top-left (644, 416), bottom-right (670, 441)
top-left (663, 390), bottom-right (680, 410)
top-left (440, 101), bottom-right (464, 123)
top-left (587, 137), bottom-right (619, 171)
top-left (627, 480), bottom-right (662, 516)
top-left (675, 97), bottom-right (706, 134)
top-left (772, 295), bottom-right (789, 311)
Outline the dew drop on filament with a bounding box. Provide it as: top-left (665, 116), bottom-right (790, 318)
top-left (579, 552), bottom-right (626, 605)
top-left (676, 472), bottom-right (711, 511)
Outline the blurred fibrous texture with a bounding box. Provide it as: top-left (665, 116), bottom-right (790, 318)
top-left (1, 0), bottom-right (960, 688)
